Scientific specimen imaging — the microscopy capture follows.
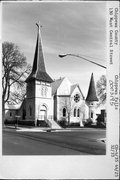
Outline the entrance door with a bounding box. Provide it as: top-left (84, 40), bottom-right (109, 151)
top-left (40, 110), bottom-right (47, 120)
top-left (40, 105), bottom-right (47, 120)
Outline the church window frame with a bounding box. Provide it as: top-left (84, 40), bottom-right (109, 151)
top-left (91, 112), bottom-right (93, 118)
top-left (10, 112), bottom-right (12, 117)
top-left (23, 109), bottom-right (26, 120)
top-left (77, 109), bottom-right (80, 117)
top-left (63, 108), bottom-right (66, 117)
top-left (74, 94), bottom-right (80, 103)
top-left (29, 106), bottom-right (32, 117)
top-left (74, 108), bottom-right (77, 117)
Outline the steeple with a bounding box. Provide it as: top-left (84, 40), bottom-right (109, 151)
top-left (86, 73), bottom-right (98, 102)
top-left (26, 22), bottom-right (53, 83)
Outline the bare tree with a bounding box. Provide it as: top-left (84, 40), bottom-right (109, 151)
top-left (60, 96), bottom-right (86, 126)
top-left (2, 42), bottom-right (31, 124)
top-left (96, 75), bottom-right (106, 105)
top-left (60, 97), bottom-right (73, 125)
top-left (65, 97), bottom-right (74, 125)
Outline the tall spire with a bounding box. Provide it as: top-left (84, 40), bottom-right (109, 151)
top-left (86, 73), bottom-right (98, 102)
top-left (26, 22), bottom-right (53, 83)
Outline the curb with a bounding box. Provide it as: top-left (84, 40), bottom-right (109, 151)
top-left (4, 125), bottom-right (106, 132)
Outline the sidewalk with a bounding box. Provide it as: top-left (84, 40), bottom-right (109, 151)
top-left (3, 125), bottom-right (49, 132)
top-left (3, 124), bottom-right (105, 132)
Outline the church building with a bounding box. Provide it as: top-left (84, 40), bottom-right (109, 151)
top-left (5, 23), bottom-right (104, 128)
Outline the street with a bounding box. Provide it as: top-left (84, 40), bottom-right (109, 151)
top-left (3, 128), bottom-right (106, 155)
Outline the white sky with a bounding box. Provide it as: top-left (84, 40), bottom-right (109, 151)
top-left (2, 1), bottom-right (106, 97)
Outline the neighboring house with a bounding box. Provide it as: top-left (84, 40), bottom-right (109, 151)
top-left (5, 104), bottom-right (21, 121)
top-left (4, 24), bottom-right (106, 127)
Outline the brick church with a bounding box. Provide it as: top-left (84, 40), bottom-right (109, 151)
top-left (5, 23), bottom-right (105, 128)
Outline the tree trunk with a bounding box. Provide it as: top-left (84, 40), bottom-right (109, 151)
top-left (68, 113), bottom-right (70, 126)
top-left (2, 97), bottom-right (5, 128)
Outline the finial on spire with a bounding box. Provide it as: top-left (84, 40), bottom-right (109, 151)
top-left (36, 21), bottom-right (42, 30)
top-left (25, 21), bottom-right (53, 83)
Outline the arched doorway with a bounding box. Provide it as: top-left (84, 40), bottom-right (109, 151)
top-left (40, 105), bottom-right (47, 120)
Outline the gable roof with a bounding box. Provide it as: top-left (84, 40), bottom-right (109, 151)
top-left (70, 84), bottom-right (84, 99)
top-left (26, 24), bottom-right (53, 83)
top-left (51, 77), bottom-right (65, 95)
top-left (51, 78), bottom-right (84, 99)
top-left (70, 84), bottom-right (77, 95)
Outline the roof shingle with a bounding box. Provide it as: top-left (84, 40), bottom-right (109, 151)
top-left (86, 73), bottom-right (98, 102)
top-left (26, 24), bottom-right (53, 83)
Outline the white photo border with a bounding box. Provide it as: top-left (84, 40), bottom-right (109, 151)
top-left (0, 1), bottom-right (119, 179)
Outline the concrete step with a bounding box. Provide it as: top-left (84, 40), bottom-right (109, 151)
top-left (48, 119), bottom-right (62, 129)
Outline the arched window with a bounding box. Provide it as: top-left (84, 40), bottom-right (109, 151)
top-left (63, 108), bottom-right (66, 117)
top-left (29, 106), bottom-right (32, 116)
top-left (77, 109), bottom-right (80, 117)
top-left (23, 109), bottom-right (26, 120)
top-left (10, 112), bottom-right (12, 117)
top-left (91, 112), bottom-right (93, 118)
top-left (74, 108), bottom-right (76, 117)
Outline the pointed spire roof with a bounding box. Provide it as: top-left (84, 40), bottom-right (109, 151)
top-left (26, 22), bottom-right (53, 83)
top-left (86, 73), bottom-right (98, 102)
